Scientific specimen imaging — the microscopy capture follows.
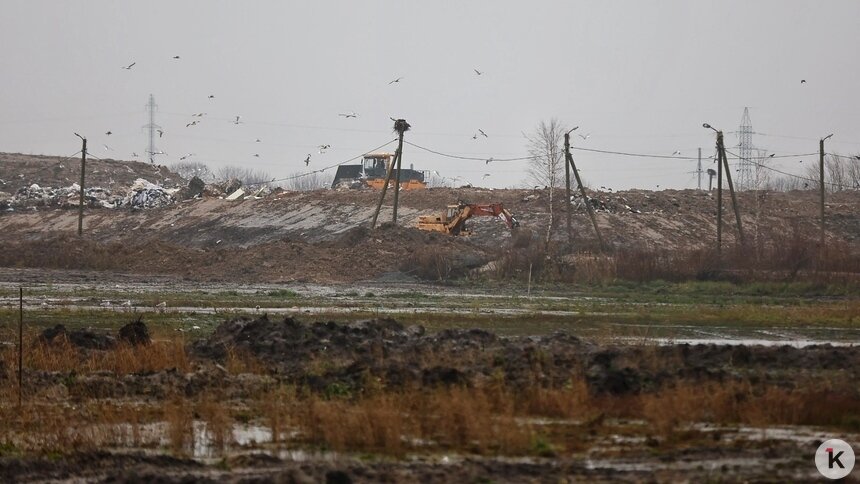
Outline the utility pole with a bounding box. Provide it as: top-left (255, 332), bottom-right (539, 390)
top-left (564, 132), bottom-right (605, 251)
top-left (716, 134), bottom-right (723, 255)
top-left (563, 130), bottom-right (573, 245)
top-left (74, 133), bottom-right (87, 236)
top-left (820, 134), bottom-right (833, 249)
top-left (18, 287), bottom-right (23, 407)
top-left (718, 133), bottom-right (746, 247)
top-left (697, 147), bottom-right (702, 190)
top-left (371, 119), bottom-right (410, 228)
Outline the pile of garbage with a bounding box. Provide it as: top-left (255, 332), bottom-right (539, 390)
top-left (123, 178), bottom-right (177, 209)
top-left (0, 183), bottom-right (123, 211)
top-left (0, 178), bottom-right (180, 211)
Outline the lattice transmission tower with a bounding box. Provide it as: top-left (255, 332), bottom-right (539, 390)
top-left (143, 94), bottom-right (162, 163)
top-left (736, 107), bottom-right (755, 190)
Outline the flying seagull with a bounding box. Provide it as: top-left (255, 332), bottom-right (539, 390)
top-left (253, 154), bottom-right (260, 158)
top-left (172, 55), bottom-right (180, 60)
top-left (478, 129), bottom-right (488, 138)
top-left (318, 144), bottom-right (330, 153)
top-left (157, 129), bottom-right (164, 138)
top-left (485, 157), bottom-right (494, 164)
top-left (474, 69), bottom-right (483, 75)
top-left (186, 120), bottom-right (199, 127)
top-left (482, 173), bottom-right (491, 178)
top-left (304, 154), bottom-right (311, 166)
top-left (769, 153), bottom-right (775, 158)
top-left (103, 144), bottom-right (113, 151)
top-left (338, 112), bottom-right (358, 118)
top-left (132, 152), bottom-right (139, 158)
top-left (471, 133), bottom-right (478, 140)
top-left (672, 150), bottom-right (682, 156)
top-left (105, 131), bottom-right (112, 136)
top-left (122, 62), bottom-right (136, 70)
top-left (578, 133), bottom-right (590, 140)
top-left (179, 153), bottom-right (194, 160)
top-left (388, 77), bottom-right (403, 85)
top-left (208, 94), bottom-right (215, 99)
top-left (193, 112), bottom-right (206, 117)
top-left (255, 138), bottom-right (261, 143)
top-left (800, 79), bottom-right (807, 84)
top-left (232, 115), bottom-right (242, 125)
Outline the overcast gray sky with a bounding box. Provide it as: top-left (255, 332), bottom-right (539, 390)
top-left (2, 1), bottom-right (859, 189)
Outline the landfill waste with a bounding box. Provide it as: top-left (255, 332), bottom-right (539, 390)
top-left (123, 178), bottom-right (177, 209)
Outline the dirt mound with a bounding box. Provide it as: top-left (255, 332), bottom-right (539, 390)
top-left (193, 316), bottom-right (860, 396)
top-left (119, 318), bottom-right (151, 346)
top-left (38, 324), bottom-right (116, 350)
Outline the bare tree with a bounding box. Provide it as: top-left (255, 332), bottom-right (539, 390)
top-left (803, 154), bottom-right (852, 192)
top-left (215, 165), bottom-right (272, 186)
top-left (170, 161), bottom-right (214, 182)
top-left (526, 119), bottom-right (566, 245)
top-left (283, 171), bottom-right (333, 191)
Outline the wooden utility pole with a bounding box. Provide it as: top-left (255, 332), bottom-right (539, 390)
top-left (391, 138), bottom-right (404, 225)
top-left (716, 133), bottom-right (723, 256)
top-left (819, 134), bottom-right (832, 249)
top-left (75, 134), bottom-right (87, 236)
top-left (563, 132), bottom-right (573, 245)
top-left (564, 134), bottom-right (605, 251)
top-left (18, 287), bottom-right (23, 407)
top-left (371, 119), bottom-right (410, 228)
top-left (718, 132), bottom-right (746, 247)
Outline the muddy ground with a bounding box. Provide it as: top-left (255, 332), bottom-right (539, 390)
top-left (2, 316), bottom-right (858, 482)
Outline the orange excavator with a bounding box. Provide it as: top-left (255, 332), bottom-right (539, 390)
top-left (417, 201), bottom-right (519, 236)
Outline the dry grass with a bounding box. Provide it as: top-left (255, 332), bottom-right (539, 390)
top-left (14, 336), bottom-right (191, 374)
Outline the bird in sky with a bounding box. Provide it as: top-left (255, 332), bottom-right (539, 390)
top-left (338, 112), bottom-right (358, 118)
top-left (799, 160), bottom-right (804, 163)
top-left (471, 133), bottom-right (478, 140)
top-left (304, 154), bottom-right (311, 166)
top-left (208, 94), bottom-right (215, 99)
top-left (485, 157), bottom-right (494, 164)
top-left (179, 153), bottom-right (194, 160)
top-left (478, 129), bottom-right (488, 138)
top-left (253, 154), bottom-right (260, 158)
top-left (232, 115), bottom-right (242, 125)
top-left (132, 152), bottom-right (139, 158)
top-left (157, 129), bottom-right (164, 138)
top-left (193, 113), bottom-right (206, 117)
top-left (103, 144), bottom-right (113, 151)
top-left (122, 62), bottom-right (135, 70)
top-left (578, 133), bottom-right (591, 140)
top-left (482, 173), bottom-right (491, 178)
top-left (172, 55), bottom-right (180, 60)
top-left (800, 79), bottom-right (807, 84)
top-left (474, 69), bottom-right (483, 75)
top-left (672, 150), bottom-right (682, 156)
top-left (186, 120), bottom-right (199, 128)
top-left (388, 77), bottom-right (403, 85)
top-left (318, 144), bottom-right (330, 153)
top-left (105, 131), bottom-right (112, 136)
top-left (255, 138), bottom-right (261, 143)
top-left (769, 153), bottom-right (775, 158)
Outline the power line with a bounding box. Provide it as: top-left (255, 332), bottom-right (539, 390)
top-left (724, 149), bottom-right (845, 189)
top-left (246, 139), bottom-right (397, 185)
top-left (404, 141), bottom-right (536, 162)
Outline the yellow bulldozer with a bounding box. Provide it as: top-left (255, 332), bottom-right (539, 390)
top-left (417, 201), bottom-right (519, 236)
top-left (331, 152), bottom-right (427, 190)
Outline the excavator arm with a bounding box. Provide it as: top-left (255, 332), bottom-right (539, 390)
top-left (417, 201), bottom-right (519, 235)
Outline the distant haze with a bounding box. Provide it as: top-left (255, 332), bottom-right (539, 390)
top-left (1, 1), bottom-right (859, 189)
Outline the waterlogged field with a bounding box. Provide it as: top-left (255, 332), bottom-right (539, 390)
top-left (0, 275), bottom-right (859, 482)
